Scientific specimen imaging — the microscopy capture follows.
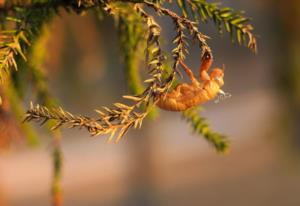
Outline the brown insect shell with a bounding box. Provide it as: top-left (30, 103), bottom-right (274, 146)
top-left (157, 79), bottom-right (222, 112)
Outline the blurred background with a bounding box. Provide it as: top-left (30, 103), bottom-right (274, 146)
top-left (1, 0), bottom-right (300, 205)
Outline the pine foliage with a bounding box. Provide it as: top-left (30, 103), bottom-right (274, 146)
top-left (178, 0), bottom-right (257, 52)
top-left (1, 0), bottom-right (257, 151)
top-left (183, 107), bottom-right (228, 152)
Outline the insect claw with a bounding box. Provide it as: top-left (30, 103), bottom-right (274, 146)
top-left (218, 89), bottom-right (226, 95)
top-left (215, 90), bottom-right (231, 104)
top-left (225, 93), bottom-right (232, 98)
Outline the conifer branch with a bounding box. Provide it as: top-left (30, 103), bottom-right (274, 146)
top-left (25, 2), bottom-right (171, 142)
top-left (144, 0), bottom-right (210, 52)
top-left (182, 107), bottom-right (229, 152)
top-left (52, 134), bottom-right (63, 206)
top-left (0, 30), bottom-right (29, 81)
top-left (117, 5), bottom-right (159, 118)
top-left (4, 79), bottom-right (40, 146)
top-left (0, 5), bottom-right (57, 78)
top-left (118, 5), bottom-right (145, 94)
top-left (24, 103), bottom-right (146, 142)
top-left (183, 0), bottom-right (257, 52)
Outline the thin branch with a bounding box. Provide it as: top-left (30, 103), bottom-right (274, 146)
top-left (52, 133), bottom-right (63, 206)
top-left (25, 2), bottom-right (177, 142)
top-left (182, 107), bottom-right (229, 153)
top-left (186, 0), bottom-right (257, 52)
top-left (144, 0), bottom-right (210, 52)
top-left (0, 31), bottom-right (29, 81)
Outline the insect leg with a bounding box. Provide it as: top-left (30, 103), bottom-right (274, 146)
top-left (199, 51), bottom-right (213, 82)
top-left (179, 60), bottom-right (198, 84)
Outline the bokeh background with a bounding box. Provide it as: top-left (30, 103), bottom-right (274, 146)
top-left (1, 0), bottom-right (300, 205)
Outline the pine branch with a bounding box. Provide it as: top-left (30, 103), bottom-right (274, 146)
top-left (0, 0), bottom-right (259, 56)
top-left (118, 5), bottom-right (145, 94)
top-left (24, 103), bottom-right (146, 142)
top-left (0, 5), bottom-right (57, 77)
top-left (23, 5), bottom-right (163, 141)
top-left (4, 78), bottom-right (40, 146)
top-left (182, 107), bottom-right (229, 153)
top-left (0, 0), bottom-right (93, 11)
top-left (144, 0), bottom-right (210, 52)
top-left (182, 0), bottom-right (257, 52)
top-left (0, 2), bottom-right (58, 105)
top-left (117, 5), bottom-right (159, 118)
top-left (27, 25), bottom-right (56, 106)
top-left (0, 30), bottom-right (29, 81)
top-left (52, 134), bottom-right (63, 206)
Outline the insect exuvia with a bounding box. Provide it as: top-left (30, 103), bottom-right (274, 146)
top-left (156, 51), bottom-right (230, 111)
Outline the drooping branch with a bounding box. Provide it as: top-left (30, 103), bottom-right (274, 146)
top-left (25, 2), bottom-right (173, 143)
